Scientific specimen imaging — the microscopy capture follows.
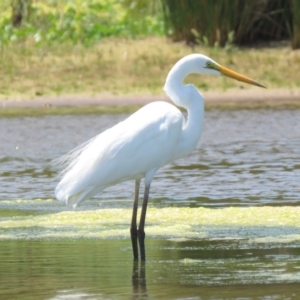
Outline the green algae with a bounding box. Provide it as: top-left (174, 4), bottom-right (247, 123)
top-left (1, 204), bottom-right (300, 241)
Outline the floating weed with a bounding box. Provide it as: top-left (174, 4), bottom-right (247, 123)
top-left (0, 206), bottom-right (300, 241)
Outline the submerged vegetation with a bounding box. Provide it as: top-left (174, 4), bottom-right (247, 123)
top-left (1, 201), bottom-right (300, 240)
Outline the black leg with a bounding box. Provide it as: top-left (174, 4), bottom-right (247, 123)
top-left (131, 179), bottom-right (140, 260)
top-left (138, 183), bottom-right (151, 260)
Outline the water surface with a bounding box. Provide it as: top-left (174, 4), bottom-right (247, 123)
top-left (1, 109), bottom-right (299, 207)
top-left (0, 108), bottom-right (300, 299)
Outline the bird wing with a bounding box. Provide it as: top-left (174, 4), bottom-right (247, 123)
top-left (55, 102), bottom-right (183, 204)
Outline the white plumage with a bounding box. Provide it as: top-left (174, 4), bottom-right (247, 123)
top-left (55, 101), bottom-right (184, 207)
top-left (55, 53), bottom-right (264, 259)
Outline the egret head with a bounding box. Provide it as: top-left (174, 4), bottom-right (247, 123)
top-left (201, 55), bottom-right (266, 88)
top-left (168, 54), bottom-right (266, 89)
top-left (164, 54), bottom-right (266, 103)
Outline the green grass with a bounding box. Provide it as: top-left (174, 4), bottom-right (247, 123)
top-left (0, 37), bottom-right (299, 103)
top-left (0, 0), bottom-right (164, 46)
top-left (1, 1), bottom-right (299, 111)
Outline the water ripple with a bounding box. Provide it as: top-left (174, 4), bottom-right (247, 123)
top-left (0, 109), bottom-right (299, 207)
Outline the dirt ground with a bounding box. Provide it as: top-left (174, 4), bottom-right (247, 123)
top-left (1, 88), bottom-right (300, 109)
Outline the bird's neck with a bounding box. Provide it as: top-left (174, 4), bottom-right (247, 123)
top-left (164, 62), bottom-right (205, 160)
top-left (175, 90), bottom-right (204, 159)
top-left (163, 60), bottom-right (191, 108)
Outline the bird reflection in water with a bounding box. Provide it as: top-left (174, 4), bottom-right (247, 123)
top-left (132, 260), bottom-right (147, 299)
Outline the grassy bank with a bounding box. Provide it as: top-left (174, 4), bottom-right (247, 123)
top-left (0, 37), bottom-right (300, 103)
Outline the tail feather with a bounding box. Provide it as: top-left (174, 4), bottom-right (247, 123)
top-left (59, 186), bottom-right (103, 209)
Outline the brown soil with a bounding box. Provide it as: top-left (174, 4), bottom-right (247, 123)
top-left (1, 88), bottom-right (300, 109)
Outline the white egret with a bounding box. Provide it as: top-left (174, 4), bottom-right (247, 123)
top-left (55, 54), bottom-right (265, 260)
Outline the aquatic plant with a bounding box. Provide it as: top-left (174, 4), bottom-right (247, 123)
top-left (161, 0), bottom-right (300, 49)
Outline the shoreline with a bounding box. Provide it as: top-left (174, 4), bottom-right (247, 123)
top-left (2, 88), bottom-right (300, 107)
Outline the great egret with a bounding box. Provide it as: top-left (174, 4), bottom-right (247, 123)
top-left (55, 54), bottom-right (265, 260)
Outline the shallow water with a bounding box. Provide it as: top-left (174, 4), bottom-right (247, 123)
top-left (1, 109), bottom-right (299, 207)
top-left (1, 239), bottom-right (300, 300)
top-left (0, 108), bottom-right (300, 299)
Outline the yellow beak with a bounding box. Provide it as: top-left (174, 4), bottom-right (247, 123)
top-left (219, 65), bottom-right (266, 88)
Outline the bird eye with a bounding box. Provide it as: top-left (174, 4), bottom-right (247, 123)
top-left (206, 62), bottom-right (212, 68)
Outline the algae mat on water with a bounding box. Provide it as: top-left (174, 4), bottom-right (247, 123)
top-left (0, 202), bottom-right (299, 242)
